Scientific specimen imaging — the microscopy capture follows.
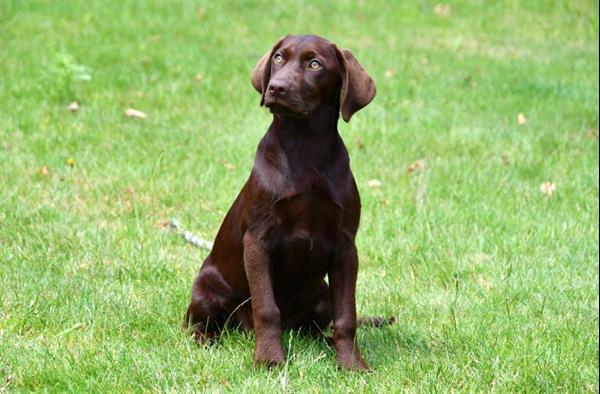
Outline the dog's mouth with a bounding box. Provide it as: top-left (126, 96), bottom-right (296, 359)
top-left (263, 97), bottom-right (308, 118)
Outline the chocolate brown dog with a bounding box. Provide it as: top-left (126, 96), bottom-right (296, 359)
top-left (184, 34), bottom-right (389, 371)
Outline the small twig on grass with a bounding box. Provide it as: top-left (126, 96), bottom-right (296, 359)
top-left (56, 322), bottom-right (83, 337)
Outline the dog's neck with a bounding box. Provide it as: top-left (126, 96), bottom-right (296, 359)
top-left (271, 104), bottom-right (339, 145)
top-left (265, 104), bottom-right (348, 182)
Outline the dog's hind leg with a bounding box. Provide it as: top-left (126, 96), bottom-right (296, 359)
top-left (183, 267), bottom-right (230, 343)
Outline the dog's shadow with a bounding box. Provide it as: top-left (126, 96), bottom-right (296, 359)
top-left (358, 324), bottom-right (431, 356)
top-left (285, 324), bottom-right (432, 370)
top-left (187, 321), bottom-right (431, 369)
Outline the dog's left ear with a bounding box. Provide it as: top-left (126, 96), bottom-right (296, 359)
top-left (251, 36), bottom-right (287, 106)
top-left (335, 47), bottom-right (376, 122)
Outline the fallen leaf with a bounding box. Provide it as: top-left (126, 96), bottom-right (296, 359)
top-left (434, 3), bottom-right (451, 17)
top-left (354, 135), bottom-right (364, 149)
top-left (477, 275), bottom-right (493, 291)
top-left (368, 179), bottom-right (382, 188)
top-left (67, 158), bottom-right (75, 167)
top-left (540, 182), bottom-right (556, 196)
top-left (408, 159), bottom-right (427, 175)
top-left (125, 108), bottom-right (147, 119)
top-left (222, 162), bottom-right (235, 170)
top-left (155, 220), bottom-right (170, 229)
top-left (517, 112), bottom-right (526, 125)
top-left (469, 253), bottom-right (490, 264)
top-left (66, 101), bottom-right (80, 112)
top-left (39, 166), bottom-right (49, 176)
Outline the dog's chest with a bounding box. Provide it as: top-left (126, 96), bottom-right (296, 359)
top-left (270, 191), bottom-right (341, 279)
top-left (269, 164), bottom-right (351, 248)
top-left (274, 191), bottom-right (341, 236)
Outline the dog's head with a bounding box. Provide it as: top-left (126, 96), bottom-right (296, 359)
top-left (251, 35), bottom-right (376, 122)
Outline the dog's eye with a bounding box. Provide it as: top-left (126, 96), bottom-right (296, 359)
top-left (308, 60), bottom-right (321, 70)
top-left (273, 53), bottom-right (284, 64)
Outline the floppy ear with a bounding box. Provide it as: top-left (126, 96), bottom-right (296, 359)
top-left (251, 37), bottom-right (286, 106)
top-left (335, 48), bottom-right (376, 122)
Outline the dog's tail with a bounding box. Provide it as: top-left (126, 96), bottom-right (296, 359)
top-left (358, 316), bottom-right (396, 328)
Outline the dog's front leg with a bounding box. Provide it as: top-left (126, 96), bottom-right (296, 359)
top-left (329, 242), bottom-right (369, 371)
top-left (243, 232), bottom-right (285, 367)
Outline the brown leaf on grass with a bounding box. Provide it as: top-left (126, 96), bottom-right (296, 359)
top-left (517, 112), bottom-right (527, 125)
top-left (354, 135), bottom-right (364, 149)
top-left (367, 179), bottom-right (382, 188)
top-left (434, 3), bottom-right (451, 17)
top-left (408, 159), bottom-right (427, 175)
top-left (155, 220), bottom-right (170, 229)
top-left (124, 108), bottom-right (147, 119)
top-left (540, 182), bottom-right (557, 196)
top-left (39, 166), bottom-right (49, 176)
top-left (222, 162), bottom-right (235, 171)
top-left (66, 101), bottom-right (80, 112)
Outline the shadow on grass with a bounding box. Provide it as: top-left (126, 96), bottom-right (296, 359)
top-left (182, 319), bottom-right (434, 372)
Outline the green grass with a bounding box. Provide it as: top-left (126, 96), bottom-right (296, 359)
top-left (1, 0), bottom-right (598, 392)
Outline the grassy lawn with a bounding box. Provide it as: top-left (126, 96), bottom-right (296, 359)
top-left (1, 0), bottom-right (598, 392)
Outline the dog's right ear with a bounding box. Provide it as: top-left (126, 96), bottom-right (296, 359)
top-left (251, 36), bottom-right (287, 106)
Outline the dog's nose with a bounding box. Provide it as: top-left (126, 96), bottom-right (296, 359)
top-left (267, 79), bottom-right (288, 96)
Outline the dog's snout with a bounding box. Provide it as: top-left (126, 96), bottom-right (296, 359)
top-left (267, 79), bottom-right (289, 96)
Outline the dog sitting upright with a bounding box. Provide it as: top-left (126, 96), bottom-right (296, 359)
top-left (184, 34), bottom-right (387, 371)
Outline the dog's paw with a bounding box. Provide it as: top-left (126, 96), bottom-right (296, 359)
top-left (254, 344), bottom-right (285, 368)
top-left (253, 357), bottom-right (285, 368)
top-left (336, 353), bottom-right (370, 372)
top-left (184, 323), bottom-right (217, 345)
